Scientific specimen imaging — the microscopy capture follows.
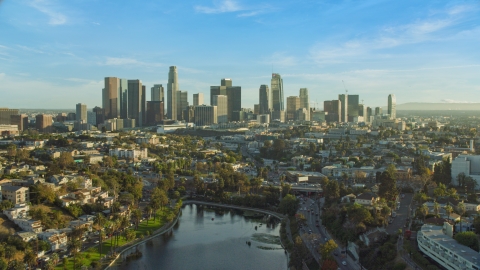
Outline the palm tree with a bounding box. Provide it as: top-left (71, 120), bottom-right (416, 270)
top-left (144, 205), bottom-right (152, 224)
top-left (132, 209), bottom-right (142, 230)
top-left (420, 204), bottom-right (429, 222)
top-left (23, 250), bottom-right (36, 269)
top-left (433, 202), bottom-right (440, 216)
top-left (445, 205), bottom-right (453, 222)
top-left (457, 202), bottom-right (466, 232)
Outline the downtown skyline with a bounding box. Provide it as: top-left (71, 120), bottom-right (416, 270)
top-left (0, 0), bottom-right (480, 109)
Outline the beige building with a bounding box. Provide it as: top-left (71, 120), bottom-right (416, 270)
top-left (286, 96), bottom-right (300, 121)
top-left (2, 186), bottom-right (29, 204)
top-left (35, 114), bottom-right (53, 133)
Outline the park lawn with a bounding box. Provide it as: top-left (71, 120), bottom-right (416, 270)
top-left (56, 208), bottom-right (174, 270)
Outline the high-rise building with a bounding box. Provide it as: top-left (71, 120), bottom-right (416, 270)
top-left (193, 93), bottom-right (204, 106)
top-left (286, 96), bottom-right (300, 121)
top-left (271, 73), bottom-right (284, 112)
top-left (388, 94), bottom-right (396, 119)
top-left (375, 107), bottom-right (382, 116)
top-left (35, 114), bottom-right (53, 133)
top-left (151, 84), bottom-right (164, 102)
top-left (347, 95), bottom-right (359, 122)
top-left (176, 91), bottom-right (188, 120)
top-left (271, 110), bottom-right (285, 122)
top-left (141, 85), bottom-right (146, 125)
top-left (194, 105), bottom-right (217, 126)
top-left (210, 79), bottom-right (241, 121)
top-left (299, 88), bottom-right (310, 121)
top-left (167, 66), bottom-right (179, 120)
top-left (10, 114), bottom-right (28, 131)
top-left (76, 103), bottom-right (87, 122)
top-left (212, 95), bottom-right (228, 123)
top-left (324, 100), bottom-right (341, 122)
top-left (366, 107), bottom-right (372, 123)
top-left (119, 79), bottom-right (128, 119)
top-left (259, 85), bottom-right (271, 115)
top-left (0, 108), bottom-right (19, 125)
top-left (93, 106), bottom-right (104, 126)
top-left (253, 104), bottom-right (260, 115)
top-left (338, 94), bottom-right (348, 122)
top-left (146, 101), bottom-right (164, 126)
top-left (128, 80), bottom-right (144, 126)
top-left (102, 77), bottom-right (123, 120)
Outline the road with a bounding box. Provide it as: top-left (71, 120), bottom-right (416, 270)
top-left (297, 196), bottom-right (356, 270)
top-left (386, 193), bottom-right (414, 235)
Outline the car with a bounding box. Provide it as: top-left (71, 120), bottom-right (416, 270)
top-left (342, 261), bottom-right (347, 266)
top-left (324, 238), bottom-right (327, 241)
top-left (94, 240), bottom-right (99, 244)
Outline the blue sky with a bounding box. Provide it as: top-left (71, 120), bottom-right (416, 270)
top-left (0, 0), bottom-right (479, 109)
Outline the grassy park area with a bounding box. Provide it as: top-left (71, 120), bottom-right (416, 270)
top-left (56, 208), bottom-right (177, 270)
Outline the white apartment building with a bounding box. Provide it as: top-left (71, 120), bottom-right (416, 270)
top-left (109, 147), bottom-right (148, 160)
top-left (417, 224), bottom-right (480, 270)
top-left (452, 155), bottom-right (480, 186)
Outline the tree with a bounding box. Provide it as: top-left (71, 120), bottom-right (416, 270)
top-left (454, 231), bottom-right (479, 251)
top-left (457, 202), bottom-right (466, 232)
top-left (378, 168), bottom-right (398, 201)
top-left (445, 205), bottom-right (453, 222)
top-left (419, 204), bottom-right (429, 222)
top-left (58, 152), bottom-right (74, 169)
top-left (23, 250), bottom-right (36, 269)
top-left (0, 259), bottom-right (6, 270)
top-left (318, 239), bottom-right (338, 262)
top-left (278, 194), bottom-right (299, 216)
top-left (433, 202), bottom-right (440, 216)
top-left (131, 209), bottom-right (142, 230)
top-left (125, 229), bottom-right (136, 242)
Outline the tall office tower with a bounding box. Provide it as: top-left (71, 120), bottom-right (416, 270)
top-left (358, 103), bottom-right (367, 122)
top-left (76, 103), bottom-right (87, 122)
top-left (193, 93), bottom-right (204, 106)
top-left (176, 91), bottom-right (189, 120)
top-left (226, 86), bottom-right (241, 121)
top-left (67, 113), bottom-right (76, 121)
top-left (10, 114), bottom-right (28, 131)
top-left (151, 84), bottom-right (164, 102)
top-left (253, 104), bottom-right (260, 115)
top-left (299, 88), bottom-right (310, 121)
top-left (375, 107), bottom-right (382, 116)
top-left (102, 77), bottom-right (122, 120)
top-left (185, 105), bottom-right (195, 122)
top-left (388, 94), bottom-right (396, 119)
top-left (366, 107), bottom-right (372, 123)
top-left (167, 66), bottom-right (179, 120)
top-left (259, 85), bottom-right (271, 115)
top-left (146, 101), bottom-right (164, 126)
top-left (347, 95), bottom-right (359, 122)
top-left (119, 79), bottom-right (128, 119)
top-left (194, 105), bottom-right (217, 126)
top-left (0, 108), bottom-right (19, 125)
top-left (87, 111), bottom-right (96, 126)
top-left (338, 94), bottom-right (348, 122)
top-left (271, 73), bottom-right (284, 112)
top-left (286, 96), bottom-right (300, 121)
top-left (141, 85), bottom-right (146, 125)
top-left (210, 85), bottom-right (226, 105)
top-left (127, 80), bottom-right (144, 126)
top-left (56, 113), bottom-right (67, 122)
top-left (222, 78), bottom-right (232, 87)
top-left (271, 110), bottom-right (285, 122)
top-left (35, 114), bottom-right (53, 133)
top-left (93, 106), bottom-right (104, 126)
top-left (212, 95), bottom-right (228, 123)
top-left (324, 100), bottom-right (341, 122)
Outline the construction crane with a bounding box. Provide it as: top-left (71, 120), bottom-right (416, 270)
top-left (342, 80), bottom-right (348, 94)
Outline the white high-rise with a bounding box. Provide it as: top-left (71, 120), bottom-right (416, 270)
top-left (388, 94), bottom-right (396, 119)
top-left (76, 103), bottom-right (87, 122)
top-left (299, 88), bottom-right (310, 121)
top-left (167, 66), bottom-right (179, 120)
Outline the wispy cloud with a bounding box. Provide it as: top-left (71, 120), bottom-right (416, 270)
top-left (262, 52), bottom-right (298, 68)
top-left (195, 0), bottom-right (273, 17)
top-left (310, 5), bottom-right (473, 64)
top-left (29, 0), bottom-right (67, 25)
top-left (17, 45), bottom-right (44, 54)
top-left (101, 57), bottom-right (162, 67)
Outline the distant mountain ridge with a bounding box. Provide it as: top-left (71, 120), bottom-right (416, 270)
top-left (395, 102), bottom-right (480, 111)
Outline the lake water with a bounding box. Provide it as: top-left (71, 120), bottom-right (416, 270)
top-left (114, 204), bottom-right (288, 270)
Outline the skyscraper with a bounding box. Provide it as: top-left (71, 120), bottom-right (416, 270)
top-left (271, 73), bottom-right (284, 112)
top-left (176, 91), bottom-right (188, 120)
top-left (76, 103), bottom-right (87, 122)
top-left (146, 101), bottom-right (164, 126)
top-left (193, 93), bottom-right (204, 106)
top-left (151, 84), bottom-right (164, 102)
top-left (102, 77), bottom-right (122, 120)
top-left (388, 94), bottom-right (396, 119)
top-left (259, 85), bottom-right (271, 115)
top-left (324, 100), bottom-right (341, 123)
top-left (167, 66), bottom-right (179, 120)
top-left (128, 79), bottom-right (144, 126)
top-left (299, 88), bottom-right (310, 121)
top-left (10, 114), bottom-right (28, 131)
top-left (119, 79), bottom-right (128, 119)
top-left (212, 95), bottom-right (228, 123)
top-left (93, 106), bottom-right (104, 126)
top-left (35, 114), bottom-right (52, 133)
top-left (375, 107), bottom-right (382, 116)
top-left (0, 108), bottom-right (19, 125)
top-left (347, 95), bottom-right (359, 122)
top-left (286, 96), bottom-right (300, 121)
top-left (194, 105), bottom-right (217, 126)
top-left (210, 79), bottom-right (241, 121)
top-left (338, 94), bottom-right (348, 122)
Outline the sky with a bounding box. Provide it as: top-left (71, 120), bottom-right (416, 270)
top-left (0, 0), bottom-right (479, 110)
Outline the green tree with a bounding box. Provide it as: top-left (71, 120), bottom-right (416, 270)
top-left (454, 231), bottom-right (479, 251)
top-left (457, 202), bottom-right (466, 232)
top-left (278, 194), bottom-right (299, 216)
top-left (318, 239), bottom-right (338, 262)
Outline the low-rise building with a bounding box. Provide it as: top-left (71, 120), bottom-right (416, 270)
top-left (2, 186), bottom-right (29, 204)
top-left (355, 193), bottom-right (380, 206)
top-left (38, 230), bottom-right (68, 252)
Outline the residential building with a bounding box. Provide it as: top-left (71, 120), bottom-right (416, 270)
top-left (35, 114), bottom-right (53, 133)
top-left (38, 230), bottom-right (68, 252)
top-left (355, 193), bottom-right (380, 206)
top-left (452, 155), bottom-right (480, 186)
top-left (2, 186), bottom-right (29, 204)
top-left (109, 148), bottom-right (148, 160)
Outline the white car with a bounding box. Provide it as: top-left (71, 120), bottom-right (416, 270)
top-left (342, 261), bottom-right (347, 266)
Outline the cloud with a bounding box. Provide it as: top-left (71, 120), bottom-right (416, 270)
top-left (17, 45), bottom-right (45, 54)
top-left (262, 52), bottom-right (298, 68)
top-left (195, 0), bottom-right (242, 14)
top-left (101, 57), bottom-right (163, 67)
top-left (29, 0), bottom-right (67, 25)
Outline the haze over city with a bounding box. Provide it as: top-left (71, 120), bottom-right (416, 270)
top-left (1, 0), bottom-right (480, 109)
